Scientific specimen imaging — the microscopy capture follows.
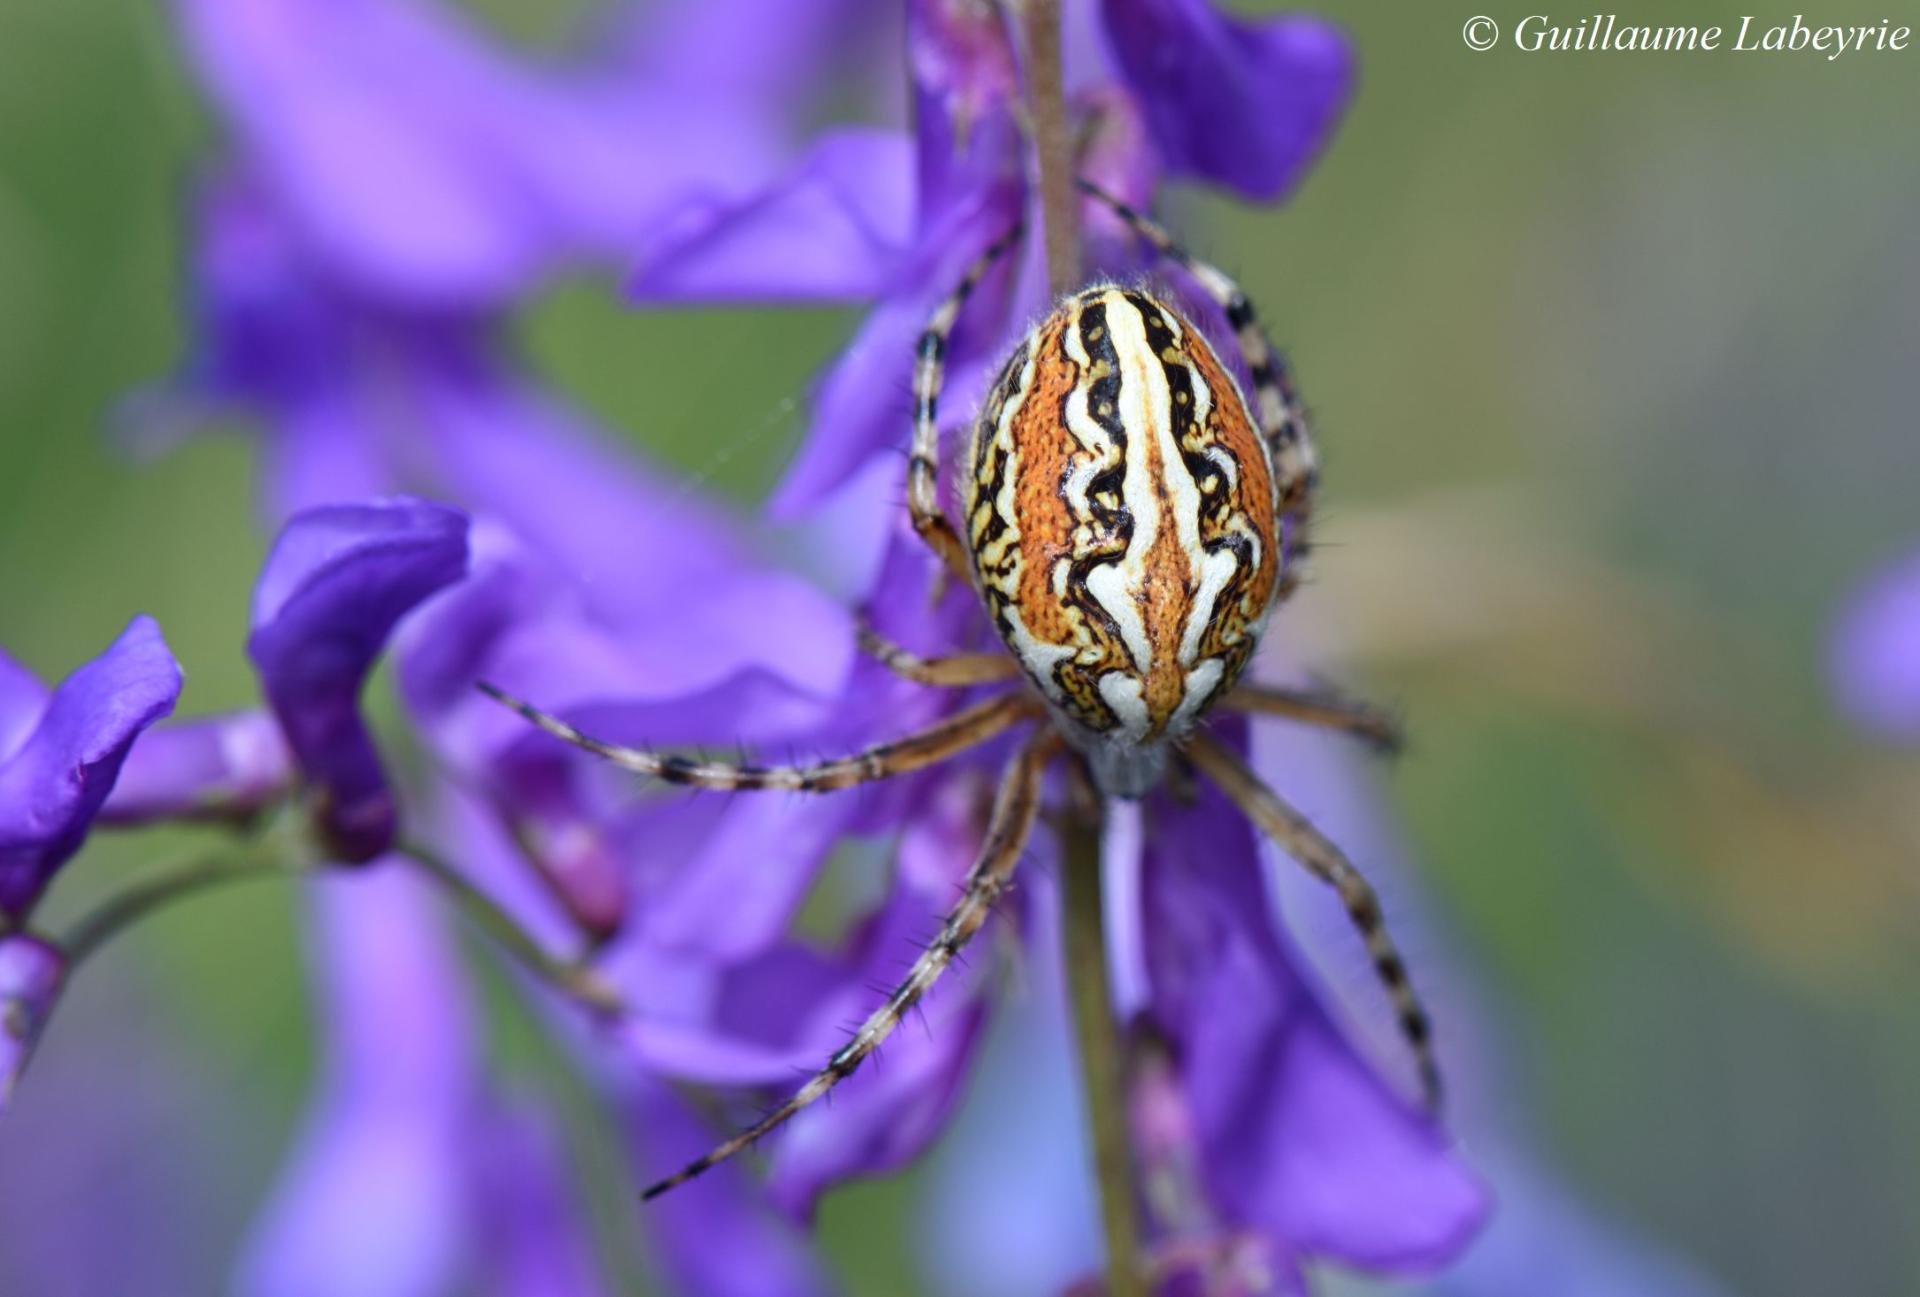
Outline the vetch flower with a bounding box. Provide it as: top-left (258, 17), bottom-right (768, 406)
top-left (0, 617), bottom-right (182, 918)
top-left (248, 497), bottom-right (469, 863)
top-left (170, 0), bottom-right (879, 307)
top-left (236, 868), bottom-right (609, 1297)
top-left (1096, 0), bottom-right (1351, 200)
top-left (98, 710), bottom-right (293, 827)
top-left (1132, 761), bottom-right (1485, 1280)
top-left (137, 0), bottom-right (1489, 1290)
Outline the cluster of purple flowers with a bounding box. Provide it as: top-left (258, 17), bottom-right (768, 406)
top-left (1, 1), bottom-right (1743, 1293)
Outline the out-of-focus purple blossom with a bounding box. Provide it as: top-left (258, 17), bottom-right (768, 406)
top-left (248, 498), bottom-right (468, 863)
top-left (1096, 0), bottom-right (1351, 201)
top-left (0, 617), bottom-right (182, 918)
top-left (236, 868), bottom-right (608, 1297)
top-left (172, 0), bottom-right (881, 307)
top-left (99, 710), bottom-right (293, 827)
top-left (1830, 545), bottom-right (1920, 739)
top-left (0, 935), bottom-right (64, 1113)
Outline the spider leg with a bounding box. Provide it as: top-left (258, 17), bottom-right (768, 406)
top-left (478, 684), bottom-right (1038, 793)
top-left (1076, 179), bottom-right (1317, 604)
top-left (856, 619), bottom-right (1021, 687)
top-left (641, 726), bottom-right (1063, 1199)
top-left (1184, 732), bottom-right (1442, 1112)
top-left (910, 222), bottom-right (1025, 588)
top-left (1220, 682), bottom-right (1404, 755)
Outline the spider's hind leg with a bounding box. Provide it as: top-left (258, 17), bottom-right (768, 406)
top-left (640, 726), bottom-right (1062, 1199)
top-left (1220, 681), bottom-right (1404, 755)
top-left (1186, 731), bottom-right (1443, 1112)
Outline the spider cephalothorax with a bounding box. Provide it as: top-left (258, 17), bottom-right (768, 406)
top-left (482, 183), bottom-right (1440, 1201)
top-left (963, 284), bottom-right (1281, 795)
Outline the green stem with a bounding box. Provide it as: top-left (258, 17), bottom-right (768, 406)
top-left (1018, 0), bottom-right (1081, 296)
top-left (399, 842), bottom-right (624, 1017)
top-left (63, 850), bottom-right (302, 969)
top-left (1059, 792), bottom-right (1147, 1297)
top-left (1020, 3), bottom-right (1143, 1288)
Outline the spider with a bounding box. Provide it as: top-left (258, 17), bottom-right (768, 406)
top-left (480, 181), bottom-right (1441, 1200)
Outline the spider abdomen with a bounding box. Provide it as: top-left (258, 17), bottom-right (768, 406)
top-left (965, 286), bottom-right (1279, 792)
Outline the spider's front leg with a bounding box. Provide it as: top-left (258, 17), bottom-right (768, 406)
top-left (907, 224), bottom-right (1024, 588)
top-left (1077, 180), bottom-right (1318, 605)
top-left (640, 725), bottom-right (1062, 1199)
top-left (478, 684), bottom-right (1037, 792)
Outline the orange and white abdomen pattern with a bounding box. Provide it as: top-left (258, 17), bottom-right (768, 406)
top-left (964, 287), bottom-right (1279, 791)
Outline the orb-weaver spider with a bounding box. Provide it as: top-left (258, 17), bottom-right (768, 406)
top-left (481, 181), bottom-right (1440, 1200)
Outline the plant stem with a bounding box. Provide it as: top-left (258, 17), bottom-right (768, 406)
top-left (1018, 0), bottom-right (1081, 295)
top-left (1020, 3), bottom-right (1143, 1286)
top-left (1059, 787), bottom-right (1146, 1297)
top-left (400, 842), bottom-right (624, 1017)
top-left (63, 850), bottom-right (303, 969)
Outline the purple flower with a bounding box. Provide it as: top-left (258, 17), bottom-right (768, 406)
top-left (0, 935), bottom-right (64, 1114)
top-left (1830, 545), bottom-right (1920, 739)
top-left (248, 498), bottom-right (468, 862)
top-left (0, 617), bottom-right (182, 918)
top-left (236, 868), bottom-right (608, 1297)
top-left (1134, 766), bottom-right (1484, 1280)
top-left (98, 710), bottom-right (293, 827)
top-left (1097, 0), bottom-right (1351, 201)
top-left (171, 0), bottom-right (878, 307)
top-left (144, 0), bottom-right (1488, 1288)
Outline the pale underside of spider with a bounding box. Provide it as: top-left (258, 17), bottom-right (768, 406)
top-left (480, 182), bottom-right (1442, 1201)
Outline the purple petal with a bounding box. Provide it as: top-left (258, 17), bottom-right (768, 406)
top-left (471, 1101), bottom-right (611, 1297)
top-left (0, 652), bottom-right (49, 760)
top-left (1831, 545), bottom-right (1920, 738)
top-left (1074, 84), bottom-right (1164, 269)
top-left (0, 618), bottom-right (182, 917)
top-left (235, 868), bottom-right (475, 1297)
top-left (0, 935), bottom-right (64, 1114)
top-left (920, 994), bottom-right (1103, 1297)
top-left (771, 187), bottom-right (1023, 516)
top-left (1141, 774), bottom-right (1487, 1273)
top-left (248, 498), bottom-right (469, 862)
top-left (629, 129), bottom-right (916, 302)
top-left (173, 0), bottom-right (799, 305)
top-left (909, 0), bottom-right (1024, 219)
top-left (98, 710), bottom-right (293, 827)
top-left (1099, 0), bottom-right (1352, 201)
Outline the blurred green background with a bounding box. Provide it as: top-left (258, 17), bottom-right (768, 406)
top-left (1, 1), bottom-right (1917, 1293)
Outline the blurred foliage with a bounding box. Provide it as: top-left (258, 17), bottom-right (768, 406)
top-left (0, 1), bottom-right (1916, 1294)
